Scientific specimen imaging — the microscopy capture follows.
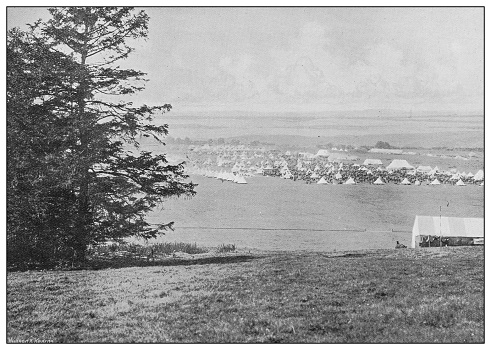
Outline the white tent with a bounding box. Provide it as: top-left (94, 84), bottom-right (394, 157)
top-left (315, 149), bottom-right (330, 157)
top-left (430, 178), bottom-right (441, 185)
top-left (473, 170), bottom-right (484, 181)
top-left (363, 159), bottom-right (383, 166)
top-left (335, 172), bottom-right (343, 180)
top-left (415, 180), bottom-right (421, 186)
top-left (373, 177), bottom-right (385, 185)
top-left (235, 175), bottom-right (247, 184)
top-left (317, 177), bottom-right (328, 185)
top-left (400, 178), bottom-right (411, 185)
top-left (455, 179), bottom-right (466, 186)
top-left (411, 216), bottom-right (484, 248)
top-left (386, 159), bottom-right (414, 170)
top-left (344, 177), bottom-right (356, 185)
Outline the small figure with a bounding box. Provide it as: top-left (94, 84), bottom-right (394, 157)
top-left (395, 241), bottom-right (407, 249)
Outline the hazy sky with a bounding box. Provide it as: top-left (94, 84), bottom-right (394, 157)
top-left (7, 7), bottom-right (484, 114)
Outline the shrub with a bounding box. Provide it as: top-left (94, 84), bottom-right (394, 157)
top-left (216, 244), bottom-right (236, 253)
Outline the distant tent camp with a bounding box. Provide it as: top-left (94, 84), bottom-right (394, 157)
top-left (455, 179), bottom-right (466, 186)
top-left (373, 177), bottom-right (385, 185)
top-left (386, 159), bottom-right (414, 170)
top-left (400, 178), bottom-right (411, 185)
top-left (317, 177), bottom-right (328, 185)
top-left (430, 178), bottom-right (441, 185)
top-left (411, 216), bottom-right (483, 248)
top-left (344, 177), bottom-right (356, 185)
top-left (363, 159), bottom-right (383, 166)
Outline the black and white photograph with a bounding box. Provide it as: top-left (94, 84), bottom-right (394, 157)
top-left (6, 4), bottom-right (484, 344)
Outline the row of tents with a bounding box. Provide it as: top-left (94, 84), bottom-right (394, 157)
top-left (315, 176), bottom-right (482, 186)
top-left (191, 168), bottom-right (248, 184)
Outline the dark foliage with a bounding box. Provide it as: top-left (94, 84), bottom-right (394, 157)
top-left (7, 8), bottom-right (196, 269)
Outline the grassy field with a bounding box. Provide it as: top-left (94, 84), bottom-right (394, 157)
top-left (7, 246), bottom-right (483, 343)
top-left (139, 175), bottom-right (483, 251)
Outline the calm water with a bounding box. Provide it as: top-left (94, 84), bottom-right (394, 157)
top-left (138, 175), bottom-right (484, 252)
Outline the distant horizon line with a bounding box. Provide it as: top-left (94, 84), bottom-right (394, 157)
top-left (159, 108), bottom-right (483, 117)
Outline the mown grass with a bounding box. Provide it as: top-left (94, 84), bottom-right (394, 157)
top-left (7, 246), bottom-right (483, 343)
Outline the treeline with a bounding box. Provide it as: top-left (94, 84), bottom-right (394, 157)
top-left (7, 8), bottom-right (195, 270)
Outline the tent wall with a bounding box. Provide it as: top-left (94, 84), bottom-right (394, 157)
top-left (412, 216), bottom-right (484, 248)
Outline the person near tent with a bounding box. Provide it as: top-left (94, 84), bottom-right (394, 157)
top-left (395, 241), bottom-right (407, 249)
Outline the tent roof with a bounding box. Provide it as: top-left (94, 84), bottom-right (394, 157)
top-left (401, 178), bottom-right (411, 185)
top-left (374, 177), bottom-right (385, 185)
top-left (235, 175), bottom-right (247, 184)
top-left (315, 149), bottom-right (330, 157)
top-left (317, 177), bottom-right (328, 184)
top-left (473, 170), bottom-right (484, 181)
top-left (344, 177), bottom-right (356, 185)
top-left (431, 178), bottom-right (441, 185)
top-left (412, 216), bottom-right (484, 248)
top-left (386, 159), bottom-right (414, 170)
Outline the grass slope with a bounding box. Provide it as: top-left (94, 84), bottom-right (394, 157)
top-left (7, 246), bottom-right (483, 343)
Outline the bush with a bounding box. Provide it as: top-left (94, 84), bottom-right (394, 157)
top-left (90, 242), bottom-right (208, 258)
top-left (216, 244), bottom-right (236, 253)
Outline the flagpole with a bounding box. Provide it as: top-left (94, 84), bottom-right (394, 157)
top-left (440, 201), bottom-right (449, 249)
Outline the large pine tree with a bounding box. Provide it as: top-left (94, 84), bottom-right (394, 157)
top-left (7, 7), bottom-right (195, 268)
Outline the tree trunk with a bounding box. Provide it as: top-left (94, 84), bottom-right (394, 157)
top-left (74, 33), bottom-right (90, 263)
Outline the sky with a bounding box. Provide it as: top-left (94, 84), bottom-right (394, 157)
top-left (7, 7), bottom-right (484, 114)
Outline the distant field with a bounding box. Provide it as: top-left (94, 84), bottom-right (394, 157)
top-left (140, 175), bottom-right (484, 251)
top-left (7, 247), bottom-right (484, 343)
top-left (157, 112), bottom-right (483, 148)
